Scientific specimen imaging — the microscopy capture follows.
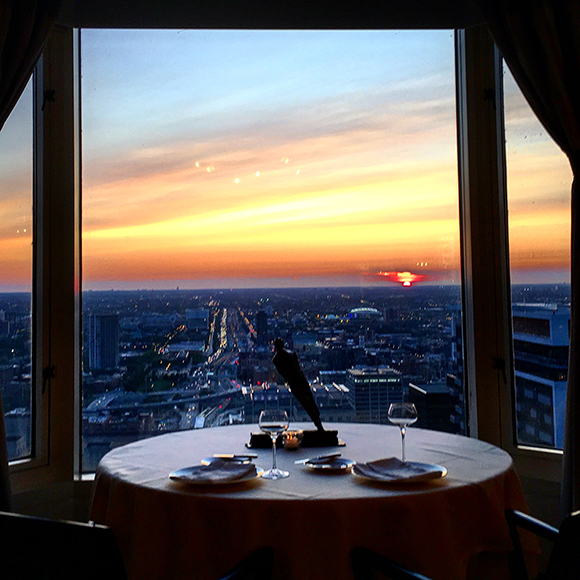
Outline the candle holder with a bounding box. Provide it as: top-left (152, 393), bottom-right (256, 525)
top-left (283, 430), bottom-right (304, 450)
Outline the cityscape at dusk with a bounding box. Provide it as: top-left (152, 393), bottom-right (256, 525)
top-left (0, 30), bottom-right (574, 473)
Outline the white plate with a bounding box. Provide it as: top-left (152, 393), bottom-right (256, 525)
top-left (169, 462), bottom-right (264, 485)
top-left (352, 457), bottom-right (447, 484)
top-left (201, 456), bottom-right (255, 465)
top-left (305, 457), bottom-right (355, 472)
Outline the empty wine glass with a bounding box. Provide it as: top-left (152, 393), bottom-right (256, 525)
top-left (388, 402), bottom-right (418, 463)
top-left (259, 409), bottom-right (290, 480)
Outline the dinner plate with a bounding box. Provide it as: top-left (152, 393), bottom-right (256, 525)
top-left (169, 461), bottom-right (264, 485)
top-left (200, 455), bottom-right (255, 465)
top-left (352, 457), bottom-right (447, 484)
top-left (304, 457), bottom-right (355, 472)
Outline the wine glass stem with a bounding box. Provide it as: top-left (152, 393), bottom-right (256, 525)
top-left (400, 426), bottom-right (406, 463)
top-left (271, 436), bottom-right (278, 469)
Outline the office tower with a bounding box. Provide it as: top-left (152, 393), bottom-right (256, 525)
top-left (408, 381), bottom-right (455, 433)
top-left (186, 308), bottom-right (209, 331)
top-left (256, 310), bottom-right (268, 346)
top-left (345, 366), bottom-right (403, 424)
top-left (87, 314), bottom-right (120, 371)
top-left (447, 309), bottom-right (466, 434)
top-left (512, 304), bottom-right (569, 448)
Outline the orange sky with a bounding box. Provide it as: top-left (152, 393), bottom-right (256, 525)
top-left (0, 31), bottom-right (573, 291)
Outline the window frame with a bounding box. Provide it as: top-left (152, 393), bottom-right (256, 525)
top-left (10, 25), bottom-right (81, 494)
top-left (9, 24), bottom-right (563, 498)
top-left (456, 26), bottom-right (562, 484)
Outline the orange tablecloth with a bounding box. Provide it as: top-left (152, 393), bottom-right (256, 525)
top-left (91, 423), bottom-right (534, 580)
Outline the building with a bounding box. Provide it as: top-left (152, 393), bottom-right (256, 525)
top-left (447, 310), bottom-right (466, 434)
top-left (87, 314), bottom-right (120, 371)
top-left (255, 310), bottom-right (268, 346)
top-left (242, 382), bottom-right (354, 425)
top-left (408, 381), bottom-right (456, 434)
top-left (185, 308), bottom-right (209, 331)
top-left (512, 304), bottom-right (570, 448)
top-left (345, 366), bottom-right (404, 424)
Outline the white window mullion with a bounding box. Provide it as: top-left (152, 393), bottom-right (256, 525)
top-left (456, 25), bottom-right (562, 485)
top-left (456, 25), bottom-right (514, 447)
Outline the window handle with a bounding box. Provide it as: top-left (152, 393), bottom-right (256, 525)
top-left (492, 356), bottom-right (507, 385)
top-left (42, 365), bottom-right (56, 394)
top-left (42, 89), bottom-right (56, 111)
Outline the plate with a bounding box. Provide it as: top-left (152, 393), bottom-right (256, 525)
top-left (304, 457), bottom-right (355, 472)
top-left (169, 460), bottom-right (264, 485)
top-left (352, 457), bottom-right (447, 484)
top-left (201, 455), bottom-right (255, 465)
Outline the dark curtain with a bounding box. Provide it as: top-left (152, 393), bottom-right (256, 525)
top-left (0, 0), bottom-right (61, 511)
top-left (0, 0), bottom-right (61, 131)
top-left (477, 0), bottom-right (580, 514)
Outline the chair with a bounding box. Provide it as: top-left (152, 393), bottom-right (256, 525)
top-left (0, 510), bottom-right (274, 580)
top-left (350, 509), bottom-right (580, 580)
top-left (0, 510), bottom-right (127, 580)
top-left (350, 546), bottom-right (431, 580)
top-left (505, 508), bottom-right (580, 580)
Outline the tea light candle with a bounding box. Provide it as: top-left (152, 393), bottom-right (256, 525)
top-left (284, 431), bottom-right (300, 450)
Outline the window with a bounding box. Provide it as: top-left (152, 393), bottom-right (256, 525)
top-left (0, 80), bottom-right (34, 461)
top-left (80, 29), bottom-right (464, 470)
top-left (7, 25), bottom-right (564, 495)
top-left (504, 65), bottom-right (572, 450)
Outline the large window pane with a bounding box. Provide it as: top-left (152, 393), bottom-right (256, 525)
top-left (504, 66), bottom-right (572, 449)
top-left (81, 30), bottom-right (464, 471)
top-left (0, 80), bottom-right (33, 461)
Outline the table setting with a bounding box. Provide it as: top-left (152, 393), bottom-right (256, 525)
top-left (163, 401), bottom-right (450, 488)
top-left (91, 420), bottom-right (536, 580)
top-left (90, 342), bottom-right (536, 580)
top-left (161, 342), bottom-right (451, 490)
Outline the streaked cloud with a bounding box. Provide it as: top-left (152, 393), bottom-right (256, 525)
top-left (0, 31), bottom-right (572, 290)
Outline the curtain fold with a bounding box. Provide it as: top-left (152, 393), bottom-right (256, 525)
top-left (0, 0), bottom-right (61, 131)
top-left (477, 0), bottom-right (580, 514)
top-left (0, 0), bottom-right (61, 511)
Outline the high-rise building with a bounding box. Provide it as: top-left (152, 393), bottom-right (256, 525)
top-left (447, 308), bottom-right (466, 434)
top-left (345, 366), bottom-right (403, 424)
top-left (87, 314), bottom-right (120, 371)
top-left (256, 310), bottom-right (268, 346)
top-left (512, 304), bottom-right (569, 448)
top-left (408, 381), bottom-right (456, 433)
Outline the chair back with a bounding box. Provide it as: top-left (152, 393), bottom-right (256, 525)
top-left (0, 392), bottom-right (11, 511)
top-left (544, 510), bottom-right (580, 580)
top-left (0, 510), bottom-right (127, 580)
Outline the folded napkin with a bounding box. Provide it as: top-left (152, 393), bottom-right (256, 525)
top-left (170, 459), bottom-right (257, 484)
top-left (307, 456), bottom-right (341, 466)
top-left (354, 457), bottom-right (445, 482)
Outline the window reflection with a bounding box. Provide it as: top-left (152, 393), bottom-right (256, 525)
top-left (504, 65), bottom-right (572, 449)
top-left (0, 80), bottom-right (33, 461)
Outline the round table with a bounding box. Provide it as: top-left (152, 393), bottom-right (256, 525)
top-left (90, 423), bottom-right (534, 580)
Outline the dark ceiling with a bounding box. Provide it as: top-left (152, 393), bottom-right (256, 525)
top-left (58, 0), bottom-right (485, 30)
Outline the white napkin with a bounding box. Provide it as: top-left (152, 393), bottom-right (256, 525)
top-left (170, 459), bottom-right (257, 483)
top-left (355, 457), bottom-right (445, 482)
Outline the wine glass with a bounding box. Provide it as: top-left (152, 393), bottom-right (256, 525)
top-left (259, 409), bottom-right (290, 480)
top-left (388, 402), bottom-right (418, 463)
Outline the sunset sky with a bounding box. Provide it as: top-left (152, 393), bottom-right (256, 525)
top-left (0, 29), bottom-right (572, 291)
